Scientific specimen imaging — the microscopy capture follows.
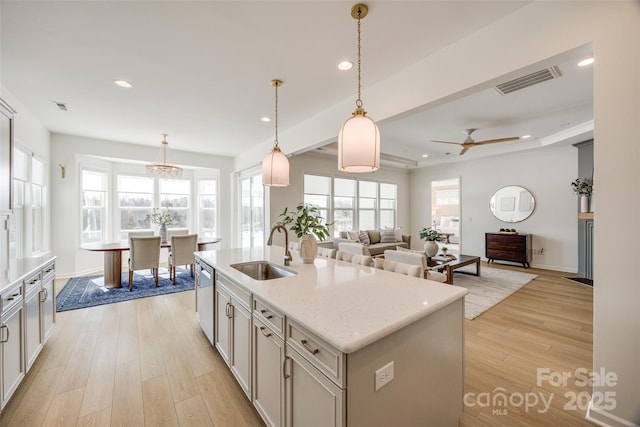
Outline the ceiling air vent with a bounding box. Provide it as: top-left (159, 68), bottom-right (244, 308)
top-left (53, 101), bottom-right (68, 111)
top-left (494, 66), bottom-right (561, 95)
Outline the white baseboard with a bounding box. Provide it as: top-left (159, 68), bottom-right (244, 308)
top-left (587, 401), bottom-right (640, 427)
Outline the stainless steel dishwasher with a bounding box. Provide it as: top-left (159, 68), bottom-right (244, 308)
top-left (196, 259), bottom-right (214, 345)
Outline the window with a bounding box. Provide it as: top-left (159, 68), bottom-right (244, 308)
top-left (81, 169), bottom-right (107, 244)
top-left (240, 174), bottom-right (264, 248)
top-left (197, 179), bottom-right (217, 239)
top-left (302, 174), bottom-right (398, 234)
top-left (10, 147), bottom-right (28, 257)
top-left (159, 178), bottom-right (190, 229)
top-left (117, 175), bottom-right (153, 240)
top-left (358, 180), bottom-right (377, 231)
top-left (333, 178), bottom-right (356, 237)
top-left (379, 183), bottom-right (397, 230)
top-left (303, 175), bottom-right (331, 226)
top-left (31, 157), bottom-right (46, 253)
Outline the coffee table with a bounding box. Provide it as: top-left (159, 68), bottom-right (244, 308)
top-left (429, 254), bottom-right (481, 285)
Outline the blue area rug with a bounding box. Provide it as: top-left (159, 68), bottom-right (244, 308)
top-left (56, 267), bottom-right (194, 312)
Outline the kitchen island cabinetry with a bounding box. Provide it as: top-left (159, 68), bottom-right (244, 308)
top-left (196, 247), bottom-right (467, 427)
top-left (1, 282), bottom-right (24, 409)
top-left (214, 271), bottom-right (252, 398)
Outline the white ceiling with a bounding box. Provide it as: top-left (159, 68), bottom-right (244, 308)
top-left (1, 1), bottom-right (592, 168)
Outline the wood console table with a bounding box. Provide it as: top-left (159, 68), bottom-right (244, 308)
top-left (485, 233), bottom-right (531, 268)
top-left (82, 237), bottom-right (221, 288)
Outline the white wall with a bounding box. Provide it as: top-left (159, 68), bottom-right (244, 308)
top-left (410, 145), bottom-right (578, 271)
top-left (0, 85), bottom-right (51, 273)
top-left (267, 152), bottom-right (410, 246)
top-left (50, 133), bottom-right (234, 277)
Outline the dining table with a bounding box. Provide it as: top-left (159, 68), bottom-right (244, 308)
top-left (82, 237), bottom-right (221, 288)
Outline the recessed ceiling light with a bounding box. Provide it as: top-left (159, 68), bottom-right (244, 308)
top-left (578, 57), bottom-right (594, 67)
top-left (421, 154), bottom-right (429, 158)
top-left (521, 134), bottom-right (532, 139)
top-left (338, 60), bottom-right (353, 71)
top-left (114, 80), bottom-right (133, 88)
top-left (260, 117), bottom-right (271, 122)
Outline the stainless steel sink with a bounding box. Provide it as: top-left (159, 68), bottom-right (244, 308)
top-left (230, 261), bottom-right (297, 281)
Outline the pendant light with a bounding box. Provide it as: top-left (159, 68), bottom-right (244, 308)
top-left (146, 134), bottom-right (183, 178)
top-left (338, 3), bottom-right (380, 173)
top-left (263, 79), bottom-right (290, 187)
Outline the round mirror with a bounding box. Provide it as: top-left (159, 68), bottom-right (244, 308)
top-left (489, 185), bottom-right (535, 223)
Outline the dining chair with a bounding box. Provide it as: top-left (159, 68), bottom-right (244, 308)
top-left (168, 228), bottom-right (189, 238)
top-left (373, 257), bottom-right (423, 278)
top-left (168, 233), bottom-right (198, 284)
top-left (128, 236), bottom-right (161, 291)
top-left (317, 247), bottom-right (337, 258)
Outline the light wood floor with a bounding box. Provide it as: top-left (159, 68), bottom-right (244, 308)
top-left (0, 263), bottom-right (593, 427)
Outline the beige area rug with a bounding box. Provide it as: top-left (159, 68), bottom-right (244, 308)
top-left (452, 266), bottom-right (538, 320)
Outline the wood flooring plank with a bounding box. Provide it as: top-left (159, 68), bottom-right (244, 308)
top-left (175, 394), bottom-right (214, 427)
top-left (158, 330), bottom-right (201, 403)
top-left (111, 360), bottom-right (144, 427)
top-left (76, 406), bottom-right (112, 427)
top-left (42, 387), bottom-right (84, 427)
top-left (141, 375), bottom-right (180, 427)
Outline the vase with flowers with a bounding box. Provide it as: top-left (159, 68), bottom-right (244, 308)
top-left (419, 226), bottom-right (444, 257)
top-left (571, 178), bottom-right (593, 213)
top-left (147, 208), bottom-right (175, 242)
top-left (280, 203), bottom-right (332, 263)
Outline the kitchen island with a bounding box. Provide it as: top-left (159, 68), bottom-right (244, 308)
top-left (195, 246), bottom-right (468, 427)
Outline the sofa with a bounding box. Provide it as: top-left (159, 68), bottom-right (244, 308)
top-left (331, 229), bottom-right (411, 257)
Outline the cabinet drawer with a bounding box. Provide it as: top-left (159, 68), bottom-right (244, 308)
top-left (42, 261), bottom-right (56, 282)
top-left (24, 271), bottom-right (42, 294)
top-left (216, 271), bottom-right (251, 311)
top-left (286, 319), bottom-right (345, 388)
top-left (486, 241), bottom-right (525, 251)
top-left (1, 282), bottom-right (23, 316)
top-left (486, 249), bottom-right (526, 262)
top-left (253, 297), bottom-right (284, 338)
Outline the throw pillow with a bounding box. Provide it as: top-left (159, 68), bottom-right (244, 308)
top-left (393, 228), bottom-right (403, 242)
top-left (339, 231), bottom-right (348, 239)
top-left (359, 231), bottom-right (371, 246)
top-left (379, 230), bottom-right (396, 243)
top-left (348, 230), bottom-right (360, 241)
top-left (397, 246), bottom-right (425, 255)
top-left (368, 230), bottom-right (381, 244)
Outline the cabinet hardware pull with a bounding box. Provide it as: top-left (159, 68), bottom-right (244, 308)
top-left (40, 288), bottom-right (48, 302)
top-left (259, 326), bottom-right (272, 338)
top-left (225, 302), bottom-right (231, 318)
top-left (300, 339), bottom-right (320, 355)
top-left (260, 309), bottom-right (274, 320)
top-left (0, 325), bottom-right (8, 343)
top-left (283, 356), bottom-right (290, 379)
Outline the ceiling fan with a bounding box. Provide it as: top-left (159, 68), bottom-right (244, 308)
top-left (432, 128), bottom-right (520, 155)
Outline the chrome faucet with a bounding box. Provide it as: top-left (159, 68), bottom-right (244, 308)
top-left (267, 223), bottom-right (292, 266)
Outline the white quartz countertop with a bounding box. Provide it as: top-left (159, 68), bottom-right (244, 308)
top-left (0, 255), bottom-right (57, 293)
top-left (196, 246), bottom-right (468, 354)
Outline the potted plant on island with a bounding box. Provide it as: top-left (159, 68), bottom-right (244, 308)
top-left (419, 226), bottom-right (444, 257)
top-left (280, 203), bottom-right (331, 263)
top-left (571, 177), bottom-right (593, 213)
top-left (147, 207), bottom-right (174, 243)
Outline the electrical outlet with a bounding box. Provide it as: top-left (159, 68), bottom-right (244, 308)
top-left (534, 248), bottom-right (544, 255)
top-left (375, 361), bottom-right (394, 391)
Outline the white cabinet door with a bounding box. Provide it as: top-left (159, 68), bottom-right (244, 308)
top-left (230, 302), bottom-right (251, 398)
top-left (252, 317), bottom-right (285, 427)
top-left (24, 288), bottom-right (42, 371)
top-left (1, 303), bottom-right (25, 408)
top-left (41, 277), bottom-right (55, 342)
top-left (214, 285), bottom-right (231, 364)
top-left (285, 346), bottom-right (345, 427)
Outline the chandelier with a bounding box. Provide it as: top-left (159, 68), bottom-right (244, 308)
top-left (262, 79), bottom-right (290, 187)
top-left (146, 134), bottom-right (183, 178)
top-left (338, 3), bottom-right (380, 173)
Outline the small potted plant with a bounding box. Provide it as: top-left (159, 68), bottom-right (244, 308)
top-left (419, 226), bottom-right (444, 257)
top-left (280, 204), bottom-right (331, 263)
top-left (571, 177), bottom-right (593, 213)
top-left (147, 207), bottom-right (174, 242)
top-left (441, 246), bottom-right (449, 256)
